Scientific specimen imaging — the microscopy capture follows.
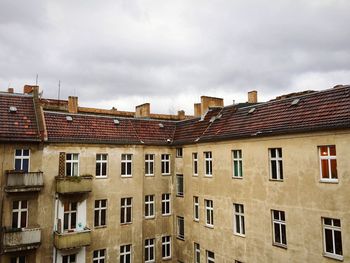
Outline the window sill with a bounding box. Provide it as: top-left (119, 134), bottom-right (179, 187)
top-left (320, 179), bottom-right (339, 184)
top-left (120, 222), bottom-right (132, 226)
top-left (176, 194), bottom-right (184, 198)
top-left (121, 175), bottom-right (132, 178)
top-left (269, 179), bottom-right (283, 182)
top-left (232, 176), bottom-right (243, 180)
top-left (162, 173), bottom-right (171, 176)
top-left (95, 176), bottom-right (108, 179)
top-left (94, 225), bottom-right (107, 229)
top-left (205, 224), bottom-right (214, 229)
top-left (204, 175), bottom-right (213, 178)
top-left (233, 233), bottom-right (245, 238)
top-left (193, 219), bottom-right (199, 223)
top-left (323, 252), bottom-right (343, 261)
top-left (176, 236), bottom-right (185, 241)
top-left (145, 174), bottom-right (155, 177)
top-left (162, 257), bottom-right (172, 261)
top-left (273, 243), bottom-right (287, 249)
top-left (192, 174), bottom-right (198, 177)
top-left (145, 216), bottom-right (155, 220)
top-left (162, 214), bottom-right (171, 217)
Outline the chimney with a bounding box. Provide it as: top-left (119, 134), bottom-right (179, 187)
top-left (194, 103), bottom-right (201, 117)
top-left (23, 85), bottom-right (39, 94)
top-left (248, 90), bottom-right (258, 103)
top-left (177, 110), bottom-right (185, 120)
top-left (7, 88), bottom-right (14, 93)
top-left (135, 103), bottom-right (150, 118)
top-left (200, 96), bottom-right (224, 115)
top-left (68, 96), bottom-right (78, 114)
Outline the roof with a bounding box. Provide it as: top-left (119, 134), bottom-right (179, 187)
top-left (0, 93), bottom-right (40, 142)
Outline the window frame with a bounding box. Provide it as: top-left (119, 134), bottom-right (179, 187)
top-left (161, 154), bottom-right (171, 175)
top-left (14, 149), bottom-right (30, 172)
top-left (12, 200), bottom-right (28, 228)
top-left (176, 174), bottom-right (184, 197)
top-left (206, 250), bottom-right (215, 263)
top-left (121, 154), bottom-right (133, 177)
top-left (162, 193), bottom-right (171, 216)
top-left (192, 152), bottom-right (198, 176)
top-left (205, 199), bottom-right (214, 228)
top-left (121, 197), bottom-right (132, 224)
top-left (63, 202), bottom-right (77, 231)
top-left (65, 153), bottom-right (79, 177)
top-left (193, 196), bottom-right (199, 222)
top-left (93, 249), bottom-right (106, 263)
top-left (233, 203), bottom-right (245, 237)
top-left (144, 238), bottom-right (155, 263)
top-left (271, 210), bottom-right (287, 248)
top-left (319, 145), bottom-right (338, 182)
top-left (145, 195), bottom-right (155, 219)
top-left (177, 216), bottom-right (185, 240)
top-left (162, 236), bottom-right (172, 259)
top-left (322, 217), bottom-right (343, 260)
top-left (232, 150), bottom-right (243, 178)
top-left (145, 154), bottom-right (155, 176)
top-left (10, 256), bottom-right (26, 263)
top-left (96, 153), bottom-right (108, 178)
top-left (269, 148), bottom-right (283, 181)
top-left (204, 152), bottom-right (213, 177)
top-left (62, 254), bottom-right (76, 263)
top-left (194, 243), bottom-right (200, 263)
top-left (120, 244), bottom-right (132, 263)
top-left (176, 148), bottom-right (183, 158)
top-left (94, 199), bottom-right (107, 228)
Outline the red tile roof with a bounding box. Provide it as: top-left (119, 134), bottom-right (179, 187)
top-left (0, 93), bottom-right (40, 141)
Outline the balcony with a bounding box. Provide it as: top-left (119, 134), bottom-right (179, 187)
top-left (2, 227), bottom-right (41, 253)
top-left (5, 171), bottom-right (44, 193)
top-left (56, 176), bottom-right (92, 194)
top-left (53, 228), bottom-right (91, 250)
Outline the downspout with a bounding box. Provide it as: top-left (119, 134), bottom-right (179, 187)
top-left (0, 144), bottom-right (6, 255)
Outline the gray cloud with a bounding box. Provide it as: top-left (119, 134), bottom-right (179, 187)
top-left (1, 0), bottom-right (350, 113)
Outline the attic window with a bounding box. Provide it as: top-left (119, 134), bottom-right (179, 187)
top-left (9, 106), bottom-right (17, 113)
top-left (159, 123), bottom-right (164, 128)
top-left (248, 108), bottom-right (256, 114)
top-left (113, 119), bottom-right (120, 125)
top-left (291, 98), bottom-right (300, 106)
top-left (66, 116), bottom-right (73, 122)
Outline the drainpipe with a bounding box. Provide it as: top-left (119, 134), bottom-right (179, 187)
top-left (0, 144), bottom-right (6, 255)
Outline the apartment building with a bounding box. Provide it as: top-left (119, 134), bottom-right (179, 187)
top-left (0, 85), bottom-right (349, 263)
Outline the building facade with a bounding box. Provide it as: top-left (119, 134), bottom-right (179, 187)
top-left (0, 85), bottom-right (349, 263)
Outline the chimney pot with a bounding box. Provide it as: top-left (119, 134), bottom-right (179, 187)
top-left (7, 88), bottom-right (14, 93)
top-left (177, 110), bottom-right (185, 120)
top-left (248, 90), bottom-right (258, 103)
top-left (135, 103), bottom-right (150, 118)
top-left (68, 96), bottom-right (78, 114)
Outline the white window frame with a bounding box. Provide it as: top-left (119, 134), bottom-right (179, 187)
top-left (62, 254), bottom-right (76, 263)
top-left (161, 154), bottom-right (171, 175)
top-left (192, 152), bottom-right (198, 176)
top-left (63, 202), bottom-right (77, 231)
top-left (232, 150), bottom-right (243, 178)
top-left (193, 196), bottom-right (199, 222)
top-left (120, 244), bottom-right (132, 263)
top-left (145, 195), bottom-right (155, 219)
top-left (319, 145), bottom-right (338, 182)
top-left (176, 148), bottom-right (183, 158)
top-left (269, 148), bottom-right (283, 180)
top-left (206, 250), bottom-right (215, 263)
top-left (176, 174), bottom-right (184, 197)
top-left (204, 152), bottom-right (212, 177)
top-left (96, 153), bottom-right (108, 178)
top-left (194, 243), bottom-right (200, 263)
top-left (65, 153), bottom-right (79, 177)
top-left (94, 199), bottom-right (107, 227)
top-left (205, 199), bottom-right (214, 227)
top-left (323, 217), bottom-right (343, 260)
top-left (14, 149), bottom-right (30, 172)
top-left (12, 200), bottom-right (28, 228)
top-left (233, 203), bottom-right (245, 236)
top-left (145, 154), bottom-right (155, 176)
top-left (93, 249), bottom-right (106, 263)
top-left (162, 193), bottom-right (171, 216)
top-left (121, 154), bottom-right (132, 177)
top-left (177, 216), bottom-right (185, 240)
top-left (272, 210), bottom-right (287, 247)
top-left (121, 198), bottom-right (132, 224)
top-left (162, 236), bottom-right (171, 259)
top-left (145, 238), bottom-right (155, 263)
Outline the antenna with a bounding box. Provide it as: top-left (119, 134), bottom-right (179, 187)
top-left (35, 74), bottom-right (38, 85)
top-left (58, 80), bottom-right (61, 105)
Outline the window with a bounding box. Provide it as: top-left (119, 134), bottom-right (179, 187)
top-left (206, 250), bottom-right (215, 263)
top-left (176, 174), bottom-right (184, 197)
top-left (162, 236), bottom-right (171, 259)
top-left (193, 196), bottom-right (199, 221)
top-left (319, 145), bottom-right (337, 181)
top-left (96, 154), bottom-right (108, 178)
top-left (10, 256), bottom-right (26, 263)
top-left (94, 200), bottom-right (107, 227)
top-left (192, 153), bottom-right (198, 176)
top-left (145, 238), bottom-right (155, 263)
top-left (233, 204), bottom-right (245, 236)
top-left (14, 149), bottom-right (30, 172)
top-left (204, 152), bottom-right (212, 176)
top-left (66, 153), bottom-right (79, 176)
top-left (272, 210), bottom-right (287, 247)
top-left (121, 154), bottom-right (132, 177)
top-left (205, 199), bottom-right (214, 227)
top-left (323, 217), bottom-right (343, 260)
top-left (145, 154), bottom-right (154, 176)
top-left (93, 249), bottom-right (106, 263)
top-left (145, 195), bottom-right (155, 219)
top-left (120, 244), bottom-right (132, 263)
top-left (162, 193), bottom-right (171, 216)
top-left (62, 254), bottom-right (76, 263)
top-left (232, 150), bottom-right (243, 178)
top-left (177, 216), bottom-right (185, 240)
top-left (64, 202), bottom-right (77, 231)
top-left (194, 243), bottom-right (200, 263)
top-left (161, 154), bottom-right (170, 175)
top-left (176, 148), bottom-right (183, 158)
top-left (12, 200), bottom-right (28, 228)
top-left (121, 198), bottom-right (132, 224)
top-left (269, 148), bottom-right (283, 180)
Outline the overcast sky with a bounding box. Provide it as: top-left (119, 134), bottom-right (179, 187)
top-left (0, 0), bottom-right (349, 114)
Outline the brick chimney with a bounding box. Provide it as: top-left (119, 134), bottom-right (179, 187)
top-left (23, 85), bottom-right (39, 94)
top-left (7, 88), bottom-right (14, 93)
top-left (68, 96), bottom-right (78, 114)
top-left (135, 103), bottom-right (150, 118)
top-left (194, 103), bottom-right (201, 117)
top-left (248, 90), bottom-right (258, 103)
top-left (200, 96), bottom-right (224, 115)
top-left (177, 110), bottom-right (185, 120)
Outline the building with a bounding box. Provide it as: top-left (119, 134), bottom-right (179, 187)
top-left (0, 84), bottom-right (349, 263)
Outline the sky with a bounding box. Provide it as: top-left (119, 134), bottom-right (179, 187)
top-left (0, 0), bottom-right (349, 114)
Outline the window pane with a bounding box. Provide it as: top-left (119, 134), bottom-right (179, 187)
top-left (274, 223), bottom-right (280, 243)
top-left (325, 229), bottom-right (333, 253)
top-left (321, 160), bottom-right (329, 178)
top-left (330, 160), bottom-right (337, 179)
top-left (22, 159), bottom-right (29, 172)
top-left (329, 146), bottom-right (336, 156)
top-left (15, 159), bottom-right (22, 171)
top-left (334, 230), bottom-right (343, 255)
top-left (271, 161), bottom-right (277, 179)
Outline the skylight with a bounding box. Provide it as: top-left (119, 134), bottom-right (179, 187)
top-left (66, 116), bottom-right (73, 122)
top-left (291, 98), bottom-right (300, 106)
top-left (9, 106), bottom-right (17, 113)
top-left (159, 123), bottom-right (164, 128)
top-left (114, 119), bottom-right (120, 125)
top-left (248, 108), bottom-right (256, 114)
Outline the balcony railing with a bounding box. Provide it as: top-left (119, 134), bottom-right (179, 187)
top-left (55, 176), bottom-right (93, 194)
top-left (53, 228), bottom-right (91, 250)
top-left (2, 227), bottom-right (41, 253)
top-left (5, 171), bottom-right (44, 193)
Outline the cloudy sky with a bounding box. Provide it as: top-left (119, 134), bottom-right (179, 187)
top-left (0, 0), bottom-right (349, 114)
